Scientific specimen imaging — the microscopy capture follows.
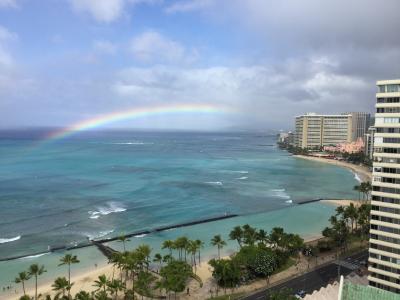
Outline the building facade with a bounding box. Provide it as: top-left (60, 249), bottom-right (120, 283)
top-left (365, 126), bottom-right (376, 160)
top-left (295, 113), bottom-right (352, 148)
top-left (368, 79), bottom-right (400, 293)
top-left (345, 112), bottom-right (371, 142)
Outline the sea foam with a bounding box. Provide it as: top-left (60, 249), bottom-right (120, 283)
top-left (20, 252), bottom-right (50, 260)
top-left (86, 229), bottom-right (115, 240)
top-left (88, 202), bottom-right (127, 219)
top-left (134, 233), bottom-right (147, 238)
top-left (353, 172), bottom-right (362, 183)
top-left (0, 235), bottom-right (21, 244)
top-left (271, 189), bottom-right (291, 200)
top-left (205, 181), bottom-right (223, 186)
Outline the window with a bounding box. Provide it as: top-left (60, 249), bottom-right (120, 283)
top-left (379, 85), bottom-right (386, 93)
top-left (387, 84), bottom-right (400, 93)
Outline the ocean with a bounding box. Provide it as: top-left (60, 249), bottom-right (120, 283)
top-left (0, 130), bottom-right (359, 288)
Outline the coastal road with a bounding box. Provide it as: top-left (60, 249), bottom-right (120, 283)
top-left (243, 250), bottom-right (368, 300)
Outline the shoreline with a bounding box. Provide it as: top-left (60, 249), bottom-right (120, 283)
top-left (293, 155), bottom-right (372, 182)
top-left (321, 199), bottom-right (364, 207)
top-left (2, 233), bottom-right (326, 300)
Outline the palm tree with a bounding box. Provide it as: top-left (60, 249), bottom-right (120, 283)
top-left (28, 264), bottom-right (46, 300)
top-left (162, 240), bottom-right (174, 256)
top-left (14, 272), bottom-right (31, 295)
top-left (117, 235), bottom-right (130, 252)
top-left (257, 229), bottom-right (268, 244)
top-left (59, 253), bottom-right (80, 297)
top-left (211, 235), bottom-right (226, 259)
top-left (52, 277), bottom-right (71, 298)
top-left (106, 279), bottom-right (124, 300)
top-left (187, 240), bottom-right (198, 270)
top-left (174, 237), bottom-right (189, 261)
top-left (194, 239), bottom-right (204, 265)
top-left (229, 226), bottom-right (243, 248)
top-left (353, 184), bottom-right (361, 201)
top-left (153, 253), bottom-right (163, 271)
top-left (345, 203), bottom-right (358, 233)
top-left (74, 290), bottom-right (92, 300)
top-left (137, 244), bottom-right (152, 271)
top-left (93, 274), bottom-right (108, 294)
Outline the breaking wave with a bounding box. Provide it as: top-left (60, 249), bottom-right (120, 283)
top-left (0, 235), bottom-right (21, 244)
top-left (237, 176), bottom-right (248, 180)
top-left (86, 229), bottom-right (115, 240)
top-left (205, 181), bottom-right (223, 186)
top-left (353, 172), bottom-right (362, 183)
top-left (271, 189), bottom-right (291, 200)
top-left (88, 202), bottom-right (127, 219)
top-left (134, 234), bottom-right (147, 238)
top-left (20, 252), bottom-right (50, 260)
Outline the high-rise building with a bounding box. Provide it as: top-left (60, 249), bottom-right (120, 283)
top-left (364, 126), bottom-right (376, 160)
top-left (368, 79), bottom-right (400, 293)
top-left (344, 112), bottom-right (371, 142)
top-left (294, 113), bottom-right (352, 148)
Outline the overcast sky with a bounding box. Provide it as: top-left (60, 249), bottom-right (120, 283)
top-left (0, 0), bottom-right (399, 131)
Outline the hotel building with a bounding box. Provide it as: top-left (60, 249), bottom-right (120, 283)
top-left (295, 113), bottom-right (352, 148)
top-left (369, 79), bottom-right (400, 293)
top-left (345, 112), bottom-right (371, 141)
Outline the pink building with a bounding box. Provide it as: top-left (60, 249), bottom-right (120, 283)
top-left (323, 137), bottom-right (364, 154)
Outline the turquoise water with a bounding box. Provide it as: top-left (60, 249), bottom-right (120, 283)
top-left (0, 130), bottom-right (358, 289)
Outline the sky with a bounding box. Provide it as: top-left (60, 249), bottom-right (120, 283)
top-left (0, 0), bottom-right (399, 131)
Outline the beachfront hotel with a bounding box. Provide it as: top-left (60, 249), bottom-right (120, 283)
top-left (294, 113), bottom-right (353, 148)
top-left (345, 112), bottom-right (372, 141)
top-left (369, 79), bottom-right (400, 293)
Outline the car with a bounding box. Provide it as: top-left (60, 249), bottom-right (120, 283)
top-left (295, 290), bottom-right (306, 298)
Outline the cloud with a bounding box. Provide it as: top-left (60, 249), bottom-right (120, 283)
top-left (70, 0), bottom-right (125, 23)
top-left (165, 0), bottom-right (215, 13)
top-left (93, 40), bottom-right (117, 55)
top-left (0, 25), bottom-right (17, 67)
top-left (69, 0), bottom-right (162, 23)
top-left (111, 55), bottom-right (373, 129)
top-left (0, 0), bottom-right (17, 8)
top-left (130, 30), bottom-right (198, 64)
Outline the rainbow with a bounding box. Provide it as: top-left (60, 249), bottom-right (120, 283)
top-left (46, 104), bottom-right (230, 142)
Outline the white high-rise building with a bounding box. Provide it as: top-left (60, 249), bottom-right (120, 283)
top-left (294, 113), bottom-right (352, 148)
top-left (368, 79), bottom-right (400, 293)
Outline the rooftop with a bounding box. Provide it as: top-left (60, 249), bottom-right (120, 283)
top-left (341, 282), bottom-right (400, 300)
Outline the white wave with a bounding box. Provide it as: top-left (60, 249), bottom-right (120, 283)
top-left (109, 142), bottom-right (153, 145)
top-left (285, 199), bottom-right (293, 204)
top-left (222, 170), bottom-right (249, 174)
top-left (237, 176), bottom-right (248, 180)
top-left (88, 202), bottom-right (127, 219)
top-left (0, 235), bottom-right (21, 244)
top-left (353, 172), bottom-right (362, 183)
top-left (86, 229), bottom-right (115, 240)
top-left (271, 188), bottom-right (291, 199)
top-left (205, 181), bottom-right (223, 186)
top-left (134, 234), bottom-right (147, 238)
top-left (20, 252), bottom-right (50, 260)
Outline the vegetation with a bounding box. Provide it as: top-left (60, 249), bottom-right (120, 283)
top-left (353, 181), bottom-right (372, 202)
top-left (208, 225), bottom-right (304, 297)
top-left (12, 202), bottom-right (370, 300)
top-left (321, 203), bottom-right (371, 255)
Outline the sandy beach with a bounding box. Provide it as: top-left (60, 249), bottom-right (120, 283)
top-left (294, 155), bottom-right (372, 182)
top-left (3, 233), bottom-right (329, 300)
top-left (321, 199), bottom-right (365, 207)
